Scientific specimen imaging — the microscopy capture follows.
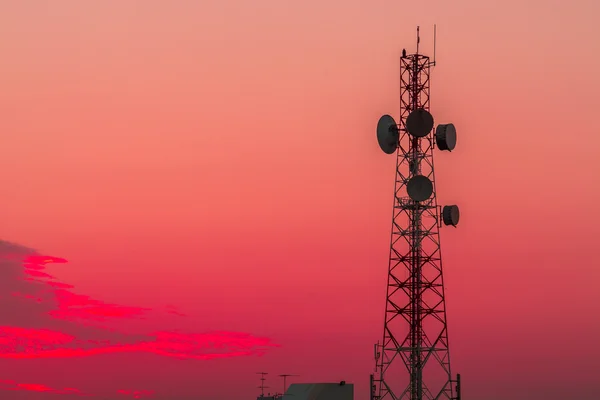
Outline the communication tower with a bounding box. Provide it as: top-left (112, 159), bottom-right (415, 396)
top-left (371, 26), bottom-right (462, 400)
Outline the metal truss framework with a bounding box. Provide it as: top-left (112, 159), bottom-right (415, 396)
top-left (372, 53), bottom-right (456, 400)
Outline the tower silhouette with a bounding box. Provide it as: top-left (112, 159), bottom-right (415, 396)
top-left (372, 27), bottom-right (461, 400)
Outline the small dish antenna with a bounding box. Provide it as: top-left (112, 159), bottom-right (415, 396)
top-left (406, 109), bottom-right (434, 138)
top-left (377, 114), bottom-right (400, 154)
top-left (407, 175), bottom-right (434, 202)
top-left (442, 205), bottom-right (460, 227)
top-left (436, 123), bottom-right (457, 151)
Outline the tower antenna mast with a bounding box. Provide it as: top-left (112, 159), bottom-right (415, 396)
top-left (373, 26), bottom-right (462, 400)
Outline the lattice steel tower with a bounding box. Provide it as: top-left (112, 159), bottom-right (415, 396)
top-left (371, 27), bottom-right (461, 400)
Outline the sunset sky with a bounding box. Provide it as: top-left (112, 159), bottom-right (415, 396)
top-left (1, 1), bottom-right (599, 399)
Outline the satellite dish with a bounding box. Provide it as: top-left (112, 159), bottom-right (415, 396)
top-left (406, 109), bottom-right (434, 138)
top-left (377, 115), bottom-right (399, 154)
top-left (436, 123), bottom-right (457, 151)
top-left (406, 175), bottom-right (433, 202)
top-left (442, 205), bottom-right (460, 226)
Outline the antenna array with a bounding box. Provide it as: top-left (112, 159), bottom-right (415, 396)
top-left (257, 372), bottom-right (269, 398)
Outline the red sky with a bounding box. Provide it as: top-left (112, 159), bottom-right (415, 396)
top-left (1, 1), bottom-right (599, 399)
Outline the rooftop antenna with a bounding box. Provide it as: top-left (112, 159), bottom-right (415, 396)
top-left (372, 26), bottom-right (462, 400)
top-left (257, 372), bottom-right (269, 398)
top-left (278, 374), bottom-right (299, 397)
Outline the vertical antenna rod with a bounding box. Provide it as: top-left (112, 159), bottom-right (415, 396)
top-left (433, 24), bottom-right (437, 66)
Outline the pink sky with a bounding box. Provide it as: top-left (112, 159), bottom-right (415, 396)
top-left (1, 0), bottom-right (599, 399)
